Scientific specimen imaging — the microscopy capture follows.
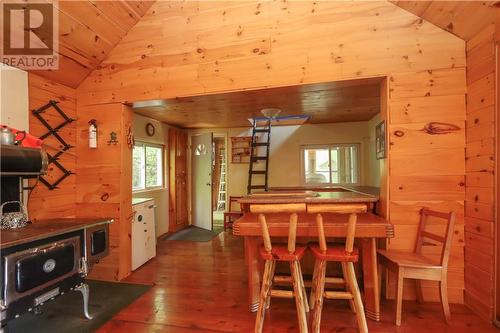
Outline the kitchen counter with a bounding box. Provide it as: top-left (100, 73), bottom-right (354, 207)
top-left (269, 185), bottom-right (380, 197)
top-left (132, 197), bottom-right (154, 205)
top-left (0, 218), bottom-right (113, 249)
top-left (239, 186), bottom-right (378, 204)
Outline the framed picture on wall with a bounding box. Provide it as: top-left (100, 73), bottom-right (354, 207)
top-left (376, 120), bottom-right (386, 160)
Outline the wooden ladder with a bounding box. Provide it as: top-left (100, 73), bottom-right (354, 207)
top-left (247, 118), bottom-right (272, 194)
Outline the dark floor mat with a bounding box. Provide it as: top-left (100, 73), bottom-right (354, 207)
top-left (6, 280), bottom-right (152, 333)
top-left (163, 225), bottom-right (223, 242)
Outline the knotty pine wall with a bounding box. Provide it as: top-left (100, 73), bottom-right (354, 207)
top-left (76, 1), bottom-right (467, 300)
top-left (464, 25), bottom-right (496, 321)
top-left (76, 103), bottom-right (133, 281)
top-left (28, 73), bottom-right (77, 220)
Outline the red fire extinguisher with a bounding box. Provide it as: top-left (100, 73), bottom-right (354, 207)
top-left (88, 119), bottom-right (97, 149)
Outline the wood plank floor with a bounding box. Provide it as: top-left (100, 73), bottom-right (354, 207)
top-left (97, 231), bottom-right (498, 332)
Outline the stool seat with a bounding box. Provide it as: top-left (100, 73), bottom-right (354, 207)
top-left (260, 244), bottom-right (307, 261)
top-left (309, 244), bottom-right (359, 262)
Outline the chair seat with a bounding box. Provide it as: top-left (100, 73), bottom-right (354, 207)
top-left (309, 244), bottom-right (359, 262)
top-left (378, 249), bottom-right (442, 269)
top-left (260, 244), bottom-right (307, 261)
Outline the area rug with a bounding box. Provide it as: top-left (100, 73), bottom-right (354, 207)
top-left (6, 280), bottom-right (152, 333)
top-left (163, 225), bottom-right (223, 242)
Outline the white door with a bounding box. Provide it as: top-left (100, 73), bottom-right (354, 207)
top-left (191, 133), bottom-right (213, 230)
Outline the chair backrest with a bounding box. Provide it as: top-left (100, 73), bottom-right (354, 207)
top-left (229, 196), bottom-right (242, 212)
top-left (415, 208), bottom-right (456, 268)
top-left (307, 204), bottom-right (368, 254)
top-left (250, 203), bottom-right (307, 254)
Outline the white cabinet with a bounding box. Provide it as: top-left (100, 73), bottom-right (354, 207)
top-left (132, 199), bottom-right (156, 270)
top-left (0, 65), bottom-right (28, 130)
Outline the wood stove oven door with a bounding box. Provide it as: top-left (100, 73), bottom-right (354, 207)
top-left (3, 236), bottom-right (81, 306)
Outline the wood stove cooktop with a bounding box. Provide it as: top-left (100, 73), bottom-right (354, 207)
top-left (0, 218), bottom-right (113, 249)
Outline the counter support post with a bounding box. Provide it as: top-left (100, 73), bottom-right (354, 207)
top-left (245, 236), bottom-right (262, 312)
top-left (361, 238), bottom-right (380, 321)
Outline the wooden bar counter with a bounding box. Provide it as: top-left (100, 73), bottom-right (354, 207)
top-left (234, 188), bottom-right (392, 322)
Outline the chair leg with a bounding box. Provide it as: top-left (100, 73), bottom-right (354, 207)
top-left (291, 261), bottom-right (309, 333)
top-left (395, 269), bottom-right (404, 326)
top-left (415, 280), bottom-right (424, 304)
top-left (346, 262), bottom-right (368, 333)
top-left (377, 264), bottom-right (383, 303)
top-left (312, 260), bottom-right (326, 333)
top-left (341, 262), bottom-right (356, 313)
top-left (439, 279), bottom-right (451, 325)
top-left (297, 261), bottom-right (309, 313)
top-left (309, 259), bottom-right (320, 311)
top-left (265, 261), bottom-right (276, 309)
top-left (255, 260), bottom-right (273, 333)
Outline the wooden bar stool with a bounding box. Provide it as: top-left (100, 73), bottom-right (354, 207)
top-left (251, 203), bottom-right (309, 333)
top-left (378, 208), bottom-right (456, 326)
top-left (308, 204), bottom-right (368, 333)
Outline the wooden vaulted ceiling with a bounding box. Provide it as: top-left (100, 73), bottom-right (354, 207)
top-left (132, 77), bottom-right (382, 129)
top-left (24, 1), bottom-right (498, 91)
top-left (30, 1), bottom-right (154, 88)
top-left (391, 1), bottom-right (499, 41)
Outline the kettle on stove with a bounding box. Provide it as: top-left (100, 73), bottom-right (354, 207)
top-left (0, 126), bottom-right (26, 146)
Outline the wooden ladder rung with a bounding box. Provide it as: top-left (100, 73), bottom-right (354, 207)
top-left (270, 289), bottom-right (294, 298)
top-left (324, 291), bottom-right (353, 300)
top-left (274, 275), bottom-right (345, 285)
top-left (325, 277), bottom-right (346, 284)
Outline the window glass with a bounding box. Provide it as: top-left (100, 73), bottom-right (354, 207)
top-left (133, 142), bottom-right (164, 192)
top-left (304, 148), bottom-right (329, 184)
top-left (146, 145), bottom-right (163, 187)
top-left (303, 144), bottom-right (359, 185)
top-left (133, 144), bottom-right (145, 191)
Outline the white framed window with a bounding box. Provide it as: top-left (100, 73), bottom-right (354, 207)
top-left (133, 142), bottom-right (164, 191)
top-left (301, 144), bottom-right (360, 185)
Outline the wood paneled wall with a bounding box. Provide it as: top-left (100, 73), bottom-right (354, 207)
top-left (77, 1), bottom-right (467, 300)
top-left (464, 25), bottom-right (496, 321)
top-left (31, 1), bottom-right (154, 88)
top-left (27, 73), bottom-right (77, 220)
top-left (76, 103), bottom-right (133, 281)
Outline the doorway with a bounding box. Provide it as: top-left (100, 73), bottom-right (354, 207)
top-left (191, 133), bottom-right (213, 230)
top-left (212, 135), bottom-right (227, 230)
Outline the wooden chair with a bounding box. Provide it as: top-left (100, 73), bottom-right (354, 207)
top-left (251, 203), bottom-right (309, 333)
top-left (377, 208), bottom-right (456, 326)
top-left (308, 204), bottom-right (369, 333)
top-left (224, 196), bottom-right (243, 230)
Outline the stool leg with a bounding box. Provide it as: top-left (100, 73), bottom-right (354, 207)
top-left (395, 269), bottom-right (404, 326)
top-left (312, 260), bottom-right (326, 333)
top-left (297, 261), bottom-right (309, 313)
top-left (291, 261), bottom-right (308, 333)
top-left (255, 260), bottom-right (273, 333)
top-left (265, 260), bottom-right (276, 309)
top-left (341, 262), bottom-right (356, 313)
top-left (309, 259), bottom-right (320, 311)
top-left (346, 262), bottom-right (368, 333)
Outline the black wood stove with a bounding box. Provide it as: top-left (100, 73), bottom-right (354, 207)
top-left (0, 145), bottom-right (111, 330)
